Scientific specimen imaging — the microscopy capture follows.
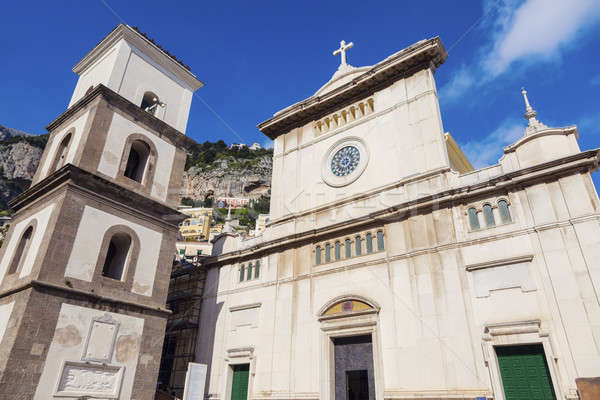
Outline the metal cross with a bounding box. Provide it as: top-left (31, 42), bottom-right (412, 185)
top-left (333, 40), bottom-right (354, 67)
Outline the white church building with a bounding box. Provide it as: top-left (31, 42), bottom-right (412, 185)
top-left (198, 37), bottom-right (600, 400)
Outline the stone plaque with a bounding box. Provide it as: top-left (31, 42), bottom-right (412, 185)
top-left (83, 314), bottom-right (119, 362)
top-left (55, 361), bottom-right (124, 398)
top-left (183, 362), bottom-right (207, 400)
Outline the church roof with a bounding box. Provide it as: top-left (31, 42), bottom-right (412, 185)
top-left (257, 37), bottom-right (447, 139)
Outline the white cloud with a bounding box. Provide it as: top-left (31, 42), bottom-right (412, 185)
top-left (262, 139), bottom-right (274, 149)
top-left (439, 0), bottom-right (600, 103)
top-left (484, 0), bottom-right (600, 76)
top-left (439, 66), bottom-right (476, 104)
top-left (461, 119), bottom-right (524, 167)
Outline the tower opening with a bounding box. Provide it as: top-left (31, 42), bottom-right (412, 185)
top-left (124, 140), bottom-right (150, 183)
top-left (7, 226), bottom-right (34, 275)
top-left (141, 91), bottom-right (161, 116)
top-left (51, 133), bottom-right (72, 173)
top-left (102, 232), bottom-right (132, 280)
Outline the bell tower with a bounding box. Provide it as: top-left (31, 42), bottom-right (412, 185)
top-left (0, 24), bottom-right (202, 399)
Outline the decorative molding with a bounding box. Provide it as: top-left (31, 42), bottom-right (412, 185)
top-left (202, 149), bottom-right (600, 268)
top-left (484, 319), bottom-right (541, 338)
top-left (258, 37), bottom-right (446, 139)
top-left (226, 346), bottom-right (254, 358)
top-left (229, 302), bottom-right (262, 312)
top-left (465, 255), bottom-right (534, 271)
top-left (314, 98), bottom-right (374, 135)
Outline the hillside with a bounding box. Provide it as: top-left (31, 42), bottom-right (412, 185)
top-left (0, 125), bottom-right (272, 211)
top-left (0, 125), bottom-right (48, 209)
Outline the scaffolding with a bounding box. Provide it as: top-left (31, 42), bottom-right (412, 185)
top-left (158, 259), bottom-right (207, 398)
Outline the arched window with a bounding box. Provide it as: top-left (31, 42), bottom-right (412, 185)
top-left (345, 238), bottom-right (351, 258)
top-left (355, 236), bottom-right (362, 256)
top-left (254, 260), bottom-right (260, 279)
top-left (239, 264), bottom-right (245, 282)
top-left (468, 207), bottom-right (480, 230)
top-left (315, 246), bottom-right (321, 265)
top-left (140, 91), bottom-right (161, 116)
top-left (498, 200), bottom-right (512, 223)
top-left (366, 233), bottom-right (373, 253)
top-left (377, 230), bottom-right (385, 251)
top-left (247, 262), bottom-right (253, 281)
top-left (483, 204), bottom-right (495, 227)
top-left (7, 226), bottom-right (33, 275)
top-left (102, 232), bottom-right (131, 280)
top-left (325, 243), bottom-right (331, 263)
top-left (335, 241), bottom-right (341, 261)
top-left (50, 132), bottom-right (72, 172)
top-left (124, 140), bottom-right (151, 183)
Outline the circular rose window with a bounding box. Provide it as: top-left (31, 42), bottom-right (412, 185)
top-left (321, 137), bottom-right (369, 187)
top-left (331, 146), bottom-right (360, 177)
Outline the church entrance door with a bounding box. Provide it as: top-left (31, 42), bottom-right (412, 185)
top-left (496, 344), bottom-right (557, 400)
top-left (333, 335), bottom-right (375, 400)
top-left (230, 364), bottom-right (250, 400)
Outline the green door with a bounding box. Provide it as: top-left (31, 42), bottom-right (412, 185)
top-left (231, 364), bottom-right (250, 400)
top-left (496, 344), bottom-right (557, 400)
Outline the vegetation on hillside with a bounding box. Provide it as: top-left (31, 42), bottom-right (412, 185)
top-left (0, 134), bottom-right (49, 149)
top-left (185, 140), bottom-right (273, 171)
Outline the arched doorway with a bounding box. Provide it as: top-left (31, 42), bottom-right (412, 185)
top-left (318, 296), bottom-right (383, 400)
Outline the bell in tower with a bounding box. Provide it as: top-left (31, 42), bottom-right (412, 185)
top-left (0, 24), bottom-right (202, 399)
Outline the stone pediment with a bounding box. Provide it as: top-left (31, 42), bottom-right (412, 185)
top-left (313, 65), bottom-right (372, 97)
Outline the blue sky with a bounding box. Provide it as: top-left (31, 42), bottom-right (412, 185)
top-left (1, 0), bottom-right (599, 172)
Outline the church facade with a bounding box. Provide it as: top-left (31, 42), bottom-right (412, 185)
top-left (199, 38), bottom-right (600, 400)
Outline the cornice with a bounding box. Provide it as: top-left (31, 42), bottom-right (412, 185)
top-left (46, 84), bottom-right (196, 149)
top-left (204, 212), bottom-right (600, 299)
top-left (72, 24), bottom-right (203, 91)
top-left (8, 164), bottom-right (186, 228)
top-left (503, 125), bottom-right (578, 154)
top-left (257, 37), bottom-right (447, 139)
top-left (202, 149), bottom-right (600, 267)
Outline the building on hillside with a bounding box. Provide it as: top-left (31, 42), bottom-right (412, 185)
top-left (255, 213), bottom-right (269, 234)
top-left (0, 216), bottom-right (10, 227)
top-left (229, 143), bottom-right (247, 150)
top-left (0, 24), bottom-right (202, 399)
top-left (195, 38), bottom-right (600, 400)
top-left (216, 197), bottom-right (249, 209)
top-left (249, 142), bottom-right (262, 150)
top-left (179, 206), bottom-right (213, 241)
top-left (176, 240), bottom-right (212, 262)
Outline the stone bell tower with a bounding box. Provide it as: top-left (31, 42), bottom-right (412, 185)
top-left (0, 24), bottom-right (202, 399)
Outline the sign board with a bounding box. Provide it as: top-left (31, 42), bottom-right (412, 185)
top-left (183, 363), bottom-right (207, 400)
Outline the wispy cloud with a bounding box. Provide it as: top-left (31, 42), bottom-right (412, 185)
top-left (578, 113), bottom-right (600, 134)
top-left (262, 139), bottom-right (274, 149)
top-left (461, 119), bottom-right (524, 167)
top-left (440, 0), bottom-right (600, 103)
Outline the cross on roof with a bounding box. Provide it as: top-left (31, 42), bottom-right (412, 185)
top-left (333, 40), bottom-right (354, 67)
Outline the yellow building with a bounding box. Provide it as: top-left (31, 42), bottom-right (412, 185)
top-left (178, 207), bottom-right (213, 240)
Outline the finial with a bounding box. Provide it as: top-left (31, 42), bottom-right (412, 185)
top-left (520, 87), bottom-right (547, 134)
top-left (333, 40), bottom-right (354, 69)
